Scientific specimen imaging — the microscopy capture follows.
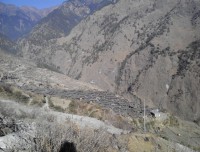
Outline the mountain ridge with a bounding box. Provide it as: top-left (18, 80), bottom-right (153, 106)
top-left (0, 2), bottom-right (57, 40)
top-left (18, 0), bottom-right (118, 44)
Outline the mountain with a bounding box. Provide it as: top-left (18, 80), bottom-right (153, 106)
top-left (1, 0), bottom-right (200, 150)
top-left (20, 6), bottom-right (57, 20)
top-left (0, 33), bottom-right (17, 54)
top-left (18, 0), bottom-right (200, 122)
top-left (18, 0), bottom-right (118, 45)
top-left (1, 49), bottom-right (200, 152)
top-left (0, 2), bottom-right (56, 40)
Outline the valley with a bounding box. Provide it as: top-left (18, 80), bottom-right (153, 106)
top-left (0, 0), bottom-right (200, 151)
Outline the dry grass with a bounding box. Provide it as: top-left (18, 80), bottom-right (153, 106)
top-left (128, 134), bottom-right (154, 152)
top-left (50, 97), bottom-right (71, 110)
top-left (168, 115), bottom-right (179, 127)
top-left (48, 98), bottom-right (65, 112)
top-left (42, 96), bottom-right (132, 131)
top-left (29, 93), bottom-right (45, 106)
top-left (67, 100), bottom-right (132, 130)
top-left (0, 99), bottom-right (124, 152)
top-left (33, 116), bottom-right (113, 152)
top-left (0, 84), bottom-right (29, 103)
top-left (0, 83), bottom-right (46, 107)
top-left (68, 100), bottom-right (103, 117)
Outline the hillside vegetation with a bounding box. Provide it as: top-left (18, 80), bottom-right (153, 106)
top-left (18, 0), bottom-right (200, 121)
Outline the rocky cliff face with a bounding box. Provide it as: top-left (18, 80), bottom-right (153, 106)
top-left (0, 2), bottom-right (56, 40)
top-left (18, 0), bottom-right (200, 121)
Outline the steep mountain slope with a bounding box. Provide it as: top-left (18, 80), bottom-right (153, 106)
top-left (0, 33), bottom-right (17, 53)
top-left (18, 0), bottom-right (117, 46)
top-left (1, 48), bottom-right (200, 152)
top-left (0, 50), bottom-right (144, 119)
top-left (0, 2), bottom-right (56, 40)
top-left (18, 0), bottom-right (200, 121)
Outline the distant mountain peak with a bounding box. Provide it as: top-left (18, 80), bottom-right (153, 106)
top-left (0, 2), bottom-right (57, 40)
top-left (17, 0), bottom-right (116, 43)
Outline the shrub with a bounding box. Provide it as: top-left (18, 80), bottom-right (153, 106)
top-left (68, 100), bottom-right (78, 114)
top-left (169, 115), bottom-right (179, 127)
top-left (12, 91), bottom-right (29, 103)
top-left (2, 85), bottom-right (12, 94)
top-left (34, 120), bottom-right (111, 152)
top-left (48, 99), bottom-right (64, 112)
top-left (0, 84), bottom-right (29, 103)
top-left (0, 86), bottom-right (3, 92)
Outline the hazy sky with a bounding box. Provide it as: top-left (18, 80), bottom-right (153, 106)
top-left (0, 0), bottom-right (66, 9)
